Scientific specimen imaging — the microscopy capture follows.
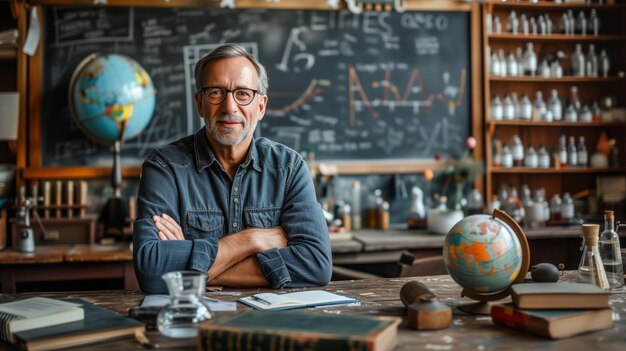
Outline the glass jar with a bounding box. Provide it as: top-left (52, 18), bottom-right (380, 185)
top-left (577, 224), bottom-right (610, 289)
top-left (157, 271), bottom-right (213, 338)
top-left (599, 210), bottom-right (624, 289)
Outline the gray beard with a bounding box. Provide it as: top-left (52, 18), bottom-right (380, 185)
top-left (206, 115), bottom-right (257, 146)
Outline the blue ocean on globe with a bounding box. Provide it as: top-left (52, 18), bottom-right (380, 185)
top-left (69, 53), bottom-right (156, 144)
top-left (442, 214), bottom-right (523, 294)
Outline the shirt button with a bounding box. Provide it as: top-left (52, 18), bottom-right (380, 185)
top-left (233, 187), bottom-right (238, 192)
top-left (232, 222), bottom-right (238, 228)
top-left (233, 197), bottom-right (239, 203)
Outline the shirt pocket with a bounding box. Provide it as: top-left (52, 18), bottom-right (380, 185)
top-left (185, 210), bottom-right (224, 240)
top-left (244, 207), bottom-right (281, 228)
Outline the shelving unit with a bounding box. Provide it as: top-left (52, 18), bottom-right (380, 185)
top-left (482, 0), bottom-right (626, 209)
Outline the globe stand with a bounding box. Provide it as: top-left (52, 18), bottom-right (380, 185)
top-left (457, 288), bottom-right (512, 315)
top-left (98, 139), bottom-right (129, 239)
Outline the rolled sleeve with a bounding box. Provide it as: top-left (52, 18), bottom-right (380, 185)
top-left (256, 248), bottom-right (291, 289)
top-left (189, 238), bottom-right (219, 274)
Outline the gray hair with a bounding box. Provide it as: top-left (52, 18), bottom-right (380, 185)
top-left (194, 43), bottom-right (269, 95)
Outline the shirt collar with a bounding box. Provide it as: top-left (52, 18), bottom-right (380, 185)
top-left (193, 128), bottom-right (262, 173)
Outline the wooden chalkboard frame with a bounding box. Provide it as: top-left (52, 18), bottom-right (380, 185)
top-left (20, 0), bottom-right (482, 182)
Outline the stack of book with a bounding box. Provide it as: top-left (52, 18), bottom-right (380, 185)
top-left (0, 297), bottom-right (144, 350)
top-left (491, 282), bottom-right (614, 339)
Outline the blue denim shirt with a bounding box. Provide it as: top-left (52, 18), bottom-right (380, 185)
top-left (133, 129), bottom-right (332, 294)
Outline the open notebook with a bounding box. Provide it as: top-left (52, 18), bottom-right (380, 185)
top-left (239, 290), bottom-right (356, 311)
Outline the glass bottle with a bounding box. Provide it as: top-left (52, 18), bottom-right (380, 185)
top-left (538, 144), bottom-right (550, 168)
top-left (501, 145), bottom-right (513, 168)
top-left (589, 9), bottom-right (600, 36)
top-left (571, 44), bottom-right (586, 76)
top-left (599, 210), bottom-right (624, 289)
top-left (558, 133), bottom-right (568, 167)
top-left (508, 10), bottom-right (519, 34)
top-left (533, 91), bottom-right (546, 120)
top-left (570, 85), bottom-right (581, 111)
top-left (564, 104), bottom-right (578, 122)
top-left (560, 192), bottom-right (575, 222)
top-left (498, 49), bottom-right (508, 77)
top-left (157, 271), bottom-right (213, 338)
top-left (511, 135), bottom-right (524, 167)
top-left (568, 136), bottom-right (578, 167)
top-left (577, 136), bottom-right (588, 167)
top-left (530, 17), bottom-right (538, 35)
top-left (577, 10), bottom-right (587, 36)
top-left (586, 44), bottom-right (598, 77)
top-left (507, 52), bottom-right (519, 77)
top-left (490, 50), bottom-right (501, 76)
top-left (503, 95), bottom-right (515, 120)
top-left (523, 42), bottom-right (537, 76)
top-left (511, 92), bottom-right (521, 119)
top-left (519, 94), bottom-right (532, 120)
top-left (599, 49), bottom-right (610, 78)
top-left (577, 224), bottom-right (610, 289)
top-left (548, 89), bottom-right (562, 121)
top-left (520, 13), bottom-right (529, 35)
top-left (492, 135), bottom-right (502, 167)
top-left (550, 194), bottom-right (562, 221)
top-left (494, 15), bottom-right (503, 34)
top-left (560, 11), bottom-right (571, 35)
top-left (524, 144), bottom-right (538, 168)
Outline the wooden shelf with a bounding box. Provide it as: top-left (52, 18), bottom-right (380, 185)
top-left (485, 0), bottom-right (626, 10)
top-left (23, 166), bottom-right (142, 180)
top-left (489, 167), bottom-right (626, 174)
top-left (489, 76), bottom-right (626, 82)
top-left (487, 33), bottom-right (626, 41)
top-left (488, 120), bottom-right (626, 127)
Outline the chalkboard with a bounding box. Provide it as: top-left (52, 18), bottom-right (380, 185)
top-left (41, 6), bottom-right (471, 167)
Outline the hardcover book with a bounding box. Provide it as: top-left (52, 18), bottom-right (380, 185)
top-left (491, 303), bottom-right (614, 339)
top-left (198, 310), bottom-right (401, 351)
top-left (510, 282), bottom-right (610, 309)
top-left (0, 297), bottom-right (84, 343)
top-left (12, 299), bottom-right (144, 351)
top-left (239, 290), bottom-right (356, 311)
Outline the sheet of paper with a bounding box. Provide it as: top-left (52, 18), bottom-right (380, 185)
top-left (141, 294), bottom-right (237, 312)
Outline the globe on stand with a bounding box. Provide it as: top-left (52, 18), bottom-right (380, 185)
top-left (442, 209), bottom-right (530, 314)
top-left (69, 53), bottom-right (156, 238)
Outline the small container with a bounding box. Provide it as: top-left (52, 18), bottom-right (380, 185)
top-left (157, 271), bottom-right (213, 338)
top-left (577, 224), bottom-right (610, 289)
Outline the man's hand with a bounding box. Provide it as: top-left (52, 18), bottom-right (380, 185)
top-left (153, 214), bottom-right (184, 240)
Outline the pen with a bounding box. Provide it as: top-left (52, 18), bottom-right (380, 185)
top-left (250, 294), bottom-right (272, 305)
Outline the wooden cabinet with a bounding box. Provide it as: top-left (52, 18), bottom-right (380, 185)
top-left (482, 0), bottom-right (626, 213)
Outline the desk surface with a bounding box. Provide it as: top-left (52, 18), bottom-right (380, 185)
top-left (1, 271), bottom-right (625, 351)
top-left (0, 244), bottom-right (132, 264)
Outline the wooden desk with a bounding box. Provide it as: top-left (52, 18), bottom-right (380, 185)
top-left (0, 271), bottom-right (624, 350)
top-left (332, 226), bottom-right (626, 271)
top-left (0, 244), bottom-right (137, 293)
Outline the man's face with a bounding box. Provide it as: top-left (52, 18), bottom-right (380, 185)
top-left (194, 56), bottom-right (267, 147)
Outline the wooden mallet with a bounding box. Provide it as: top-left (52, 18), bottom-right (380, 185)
top-left (400, 281), bottom-right (452, 330)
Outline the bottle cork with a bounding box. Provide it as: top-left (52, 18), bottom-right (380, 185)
top-left (604, 210), bottom-right (614, 220)
top-left (582, 224), bottom-right (599, 245)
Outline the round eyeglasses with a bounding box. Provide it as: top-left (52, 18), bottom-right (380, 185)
top-left (201, 86), bottom-right (259, 106)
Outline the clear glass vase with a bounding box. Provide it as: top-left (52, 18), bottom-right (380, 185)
top-left (157, 271), bottom-right (213, 338)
